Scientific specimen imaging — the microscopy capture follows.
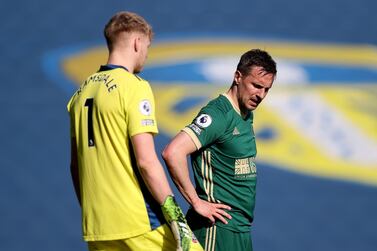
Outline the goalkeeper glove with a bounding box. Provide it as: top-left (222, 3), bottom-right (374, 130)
top-left (161, 195), bottom-right (192, 251)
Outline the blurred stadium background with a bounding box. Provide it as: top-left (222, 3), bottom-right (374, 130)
top-left (1, 0), bottom-right (376, 250)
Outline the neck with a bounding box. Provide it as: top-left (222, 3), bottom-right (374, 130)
top-left (107, 50), bottom-right (136, 73)
top-left (226, 86), bottom-right (248, 118)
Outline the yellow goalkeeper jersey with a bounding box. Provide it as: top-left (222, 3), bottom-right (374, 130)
top-left (67, 65), bottom-right (164, 241)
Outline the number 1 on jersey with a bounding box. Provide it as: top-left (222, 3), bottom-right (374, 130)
top-left (84, 98), bottom-right (95, 147)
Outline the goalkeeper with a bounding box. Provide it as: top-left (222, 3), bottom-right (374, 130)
top-left (68, 11), bottom-right (202, 251)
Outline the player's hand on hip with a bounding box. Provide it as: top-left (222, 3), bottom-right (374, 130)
top-left (192, 199), bottom-right (232, 225)
top-left (161, 195), bottom-right (192, 251)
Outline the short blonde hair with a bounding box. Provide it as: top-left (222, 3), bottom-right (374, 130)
top-left (104, 11), bottom-right (153, 51)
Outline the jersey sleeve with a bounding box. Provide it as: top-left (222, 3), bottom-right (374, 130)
top-left (182, 106), bottom-right (226, 150)
top-left (127, 80), bottom-right (159, 137)
top-left (67, 95), bottom-right (76, 138)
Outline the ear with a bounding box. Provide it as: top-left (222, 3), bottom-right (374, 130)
top-left (234, 70), bottom-right (242, 85)
top-left (133, 36), bottom-right (140, 53)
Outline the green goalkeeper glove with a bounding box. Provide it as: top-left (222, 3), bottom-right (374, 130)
top-left (161, 195), bottom-right (192, 251)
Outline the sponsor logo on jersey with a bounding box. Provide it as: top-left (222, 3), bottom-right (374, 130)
top-left (139, 99), bottom-right (152, 116)
top-left (195, 114), bottom-right (212, 128)
top-left (235, 157), bottom-right (257, 178)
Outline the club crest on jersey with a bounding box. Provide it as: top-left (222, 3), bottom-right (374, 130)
top-left (195, 114), bottom-right (212, 128)
top-left (139, 99), bottom-right (152, 116)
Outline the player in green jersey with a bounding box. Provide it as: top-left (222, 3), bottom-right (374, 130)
top-left (163, 49), bottom-right (277, 251)
top-left (68, 11), bottom-right (203, 251)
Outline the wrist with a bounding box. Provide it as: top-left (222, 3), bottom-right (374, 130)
top-left (191, 196), bottom-right (201, 209)
top-left (161, 194), bottom-right (175, 206)
top-left (161, 195), bottom-right (182, 223)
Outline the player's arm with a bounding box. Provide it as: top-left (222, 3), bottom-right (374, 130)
top-left (70, 137), bottom-right (81, 206)
top-left (131, 132), bottom-right (192, 251)
top-left (130, 132), bottom-right (173, 204)
top-left (162, 131), bottom-right (232, 224)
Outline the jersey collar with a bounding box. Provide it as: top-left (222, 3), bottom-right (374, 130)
top-left (222, 93), bottom-right (251, 120)
top-left (98, 64), bottom-right (129, 72)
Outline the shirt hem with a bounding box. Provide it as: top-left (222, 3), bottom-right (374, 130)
top-left (129, 128), bottom-right (159, 137)
top-left (83, 227), bottom-right (152, 242)
top-left (182, 127), bottom-right (202, 149)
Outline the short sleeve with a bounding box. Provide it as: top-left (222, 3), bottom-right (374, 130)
top-left (127, 81), bottom-right (158, 137)
top-left (67, 95), bottom-right (76, 138)
top-left (183, 107), bottom-right (226, 150)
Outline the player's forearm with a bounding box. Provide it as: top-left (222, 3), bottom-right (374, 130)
top-left (162, 151), bottom-right (200, 207)
top-left (172, 168), bottom-right (201, 207)
top-left (131, 133), bottom-right (173, 204)
top-left (137, 158), bottom-right (173, 205)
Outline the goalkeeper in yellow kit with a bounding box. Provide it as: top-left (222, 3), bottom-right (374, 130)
top-left (67, 11), bottom-right (203, 251)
